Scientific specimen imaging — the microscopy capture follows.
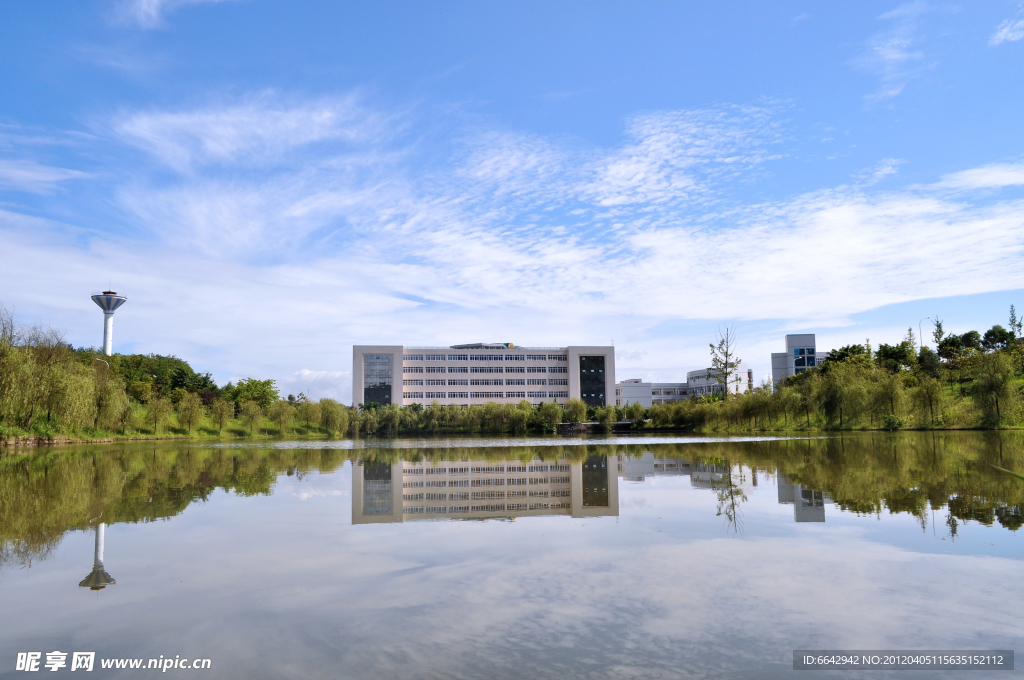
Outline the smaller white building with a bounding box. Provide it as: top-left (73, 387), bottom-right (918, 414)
top-left (771, 334), bottom-right (821, 386)
top-left (614, 365), bottom-right (753, 406)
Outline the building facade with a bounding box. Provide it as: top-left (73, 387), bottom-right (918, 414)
top-left (614, 365), bottom-right (753, 406)
top-left (771, 334), bottom-right (818, 386)
top-left (352, 343), bottom-right (615, 408)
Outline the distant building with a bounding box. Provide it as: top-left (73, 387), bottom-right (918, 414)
top-left (771, 334), bottom-right (819, 386)
top-left (352, 343), bottom-right (614, 408)
top-left (777, 477), bottom-right (831, 522)
top-left (614, 365), bottom-right (753, 406)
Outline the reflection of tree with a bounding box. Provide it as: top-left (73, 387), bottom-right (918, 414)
top-left (712, 460), bottom-right (748, 534)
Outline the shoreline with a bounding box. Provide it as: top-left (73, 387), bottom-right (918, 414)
top-left (1, 424), bottom-right (1014, 454)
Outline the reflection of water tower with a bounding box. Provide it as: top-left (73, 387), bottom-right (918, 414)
top-left (79, 523), bottom-right (115, 590)
top-left (90, 291), bottom-right (128, 356)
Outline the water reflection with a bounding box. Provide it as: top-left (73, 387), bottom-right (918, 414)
top-left (2, 434), bottom-right (1024, 678)
top-left (4, 432), bottom-right (1024, 570)
top-left (777, 478), bottom-right (830, 523)
top-left (78, 522), bottom-right (115, 590)
top-left (352, 454), bottom-right (618, 523)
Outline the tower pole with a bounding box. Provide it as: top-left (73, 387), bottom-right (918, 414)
top-left (103, 313), bottom-right (114, 356)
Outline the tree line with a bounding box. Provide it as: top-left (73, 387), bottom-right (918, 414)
top-left (4, 431), bottom-right (1023, 569)
top-left (0, 305), bottom-right (617, 441)
top-left (634, 308), bottom-right (1024, 432)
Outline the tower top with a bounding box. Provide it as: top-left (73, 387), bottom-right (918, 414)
top-left (91, 292), bottom-right (127, 313)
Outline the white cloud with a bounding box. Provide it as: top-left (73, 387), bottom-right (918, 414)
top-left (990, 18), bottom-right (1024, 46)
top-left (854, 1), bottom-right (929, 103)
top-left (0, 159), bottom-right (90, 193)
top-left (935, 162), bottom-right (1024, 190)
top-left (5, 96), bottom-right (1024, 399)
top-left (112, 93), bottom-right (390, 170)
top-left (114, 0), bottom-right (240, 29)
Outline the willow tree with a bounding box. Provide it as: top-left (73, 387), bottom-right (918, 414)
top-left (240, 400), bottom-right (263, 436)
top-left (148, 397), bottom-right (172, 434)
top-left (177, 392), bottom-right (205, 434)
top-left (210, 397), bottom-right (233, 434)
top-left (973, 353), bottom-right (1015, 425)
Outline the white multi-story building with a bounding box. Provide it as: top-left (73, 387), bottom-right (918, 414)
top-left (615, 365), bottom-right (753, 406)
top-left (771, 334), bottom-right (819, 386)
top-left (352, 343), bottom-right (615, 408)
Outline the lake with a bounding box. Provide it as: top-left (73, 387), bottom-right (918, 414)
top-left (1, 432), bottom-right (1022, 678)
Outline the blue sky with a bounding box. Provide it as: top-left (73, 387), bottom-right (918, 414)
top-left (2, 0), bottom-right (1024, 401)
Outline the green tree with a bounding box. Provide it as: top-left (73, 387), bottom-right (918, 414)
top-left (982, 325), bottom-right (1013, 352)
top-left (623, 401), bottom-right (647, 426)
top-left (379, 403), bottom-right (401, 436)
top-left (297, 399), bottom-right (321, 432)
top-left (537, 401), bottom-right (563, 429)
top-left (232, 378), bottom-right (279, 410)
top-left (917, 346), bottom-right (942, 379)
top-left (210, 397), bottom-right (233, 434)
top-left (594, 405), bottom-right (616, 431)
top-left (875, 341), bottom-right (916, 373)
top-left (563, 398), bottom-right (586, 423)
top-left (240, 400), bottom-right (263, 435)
top-left (509, 402), bottom-right (530, 434)
top-left (914, 377), bottom-right (945, 426)
top-left (319, 398), bottom-right (347, 436)
top-left (268, 400), bottom-right (295, 434)
top-left (147, 397), bottom-right (172, 434)
top-left (708, 327), bottom-right (742, 400)
top-left (973, 353), bottom-right (1015, 425)
top-left (177, 391), bottom-right (205, 434)
top-left (827, 344), bottom-right (869, 363)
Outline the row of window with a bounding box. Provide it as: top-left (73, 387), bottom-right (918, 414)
top-left (403, 502), bottom-right (568, 513)
top-left (402, 354), bottom-right (569, 362)
top-left (404, 392), bottom-right (570, 401)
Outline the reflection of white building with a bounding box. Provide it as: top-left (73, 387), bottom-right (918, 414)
top-left (352, 456), bottom-right (618, 523)
top-left (777, 477), bottom-right (831, 522)
top-left (618, 452), bottom-right (692, 481)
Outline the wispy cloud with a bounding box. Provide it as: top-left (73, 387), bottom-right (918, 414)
top-left (113, 93), bottom-right (391, 171)
top-left (935, 162), bottom-right (1024, 190)
top-left (854, 1), bottom-right (930, 103)
top-left (4, 94), bottom-right (1024, 399)
top-left (990, 18), bottom-right (1024, 46)
top-left (114, 0), bottom-right (241, 29)
top-left (0, 159), bottom-right (90, 193)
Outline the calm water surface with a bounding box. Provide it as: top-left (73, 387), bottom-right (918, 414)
top-left (1, 433), bottom-right (1022, 679)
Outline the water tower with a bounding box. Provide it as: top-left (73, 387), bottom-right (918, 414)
top-left (90, 291), bottom-right (127, 356)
